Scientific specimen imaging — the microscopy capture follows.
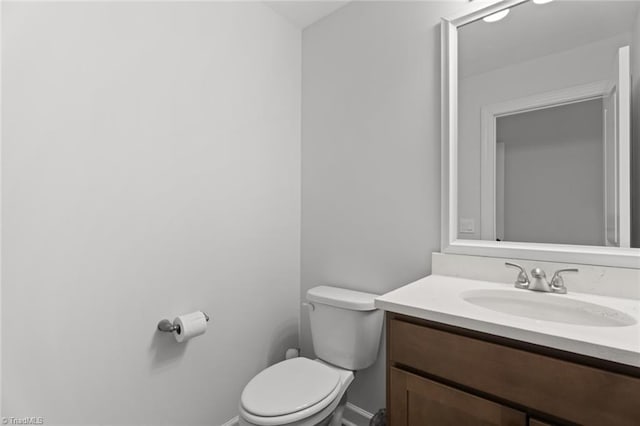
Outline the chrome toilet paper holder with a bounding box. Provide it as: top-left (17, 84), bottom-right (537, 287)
top-left (157, 312), bottom-right (210, 333)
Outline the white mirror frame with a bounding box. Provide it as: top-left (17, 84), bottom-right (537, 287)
top-left (441, 0), bottom-right (640, 269)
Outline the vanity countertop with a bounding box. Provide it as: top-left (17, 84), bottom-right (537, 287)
top-left (375, 275), bottom-right (640, 367)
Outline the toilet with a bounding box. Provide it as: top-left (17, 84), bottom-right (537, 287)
top-left (238, 286), bottom-right (384, 426)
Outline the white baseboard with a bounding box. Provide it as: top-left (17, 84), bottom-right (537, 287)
top-left (223, 402), bottom-right (374, 426)
top-left (221, 416), bottom-right (239, 426)
top-left (342, 402), bottom-right (374, 426)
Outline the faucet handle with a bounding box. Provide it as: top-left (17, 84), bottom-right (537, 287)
top-left (550, 268), bottom-right (578, 294)
top-left (505, 262), bottom-right (530, 289)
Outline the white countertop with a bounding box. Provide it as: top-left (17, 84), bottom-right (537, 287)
top-left (375, 275), bottom-right (640, 367)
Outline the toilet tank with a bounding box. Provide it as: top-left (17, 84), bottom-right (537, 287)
top-left (306, 286), bottom-right (383, 371)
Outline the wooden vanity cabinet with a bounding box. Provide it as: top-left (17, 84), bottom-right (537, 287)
top-left (386, 313), bottom-right (640, 426)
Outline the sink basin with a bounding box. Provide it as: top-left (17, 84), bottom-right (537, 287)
top-left (462, 289), bottom-right (637, 327)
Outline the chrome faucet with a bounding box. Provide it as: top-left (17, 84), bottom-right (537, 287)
top-left (530, 267), bottom-right (551, 292)
top-left (505, 262), bottom-right (578, 294)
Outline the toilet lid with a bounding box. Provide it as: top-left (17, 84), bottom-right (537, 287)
top-left (240, 358), bottom-right (340, 417)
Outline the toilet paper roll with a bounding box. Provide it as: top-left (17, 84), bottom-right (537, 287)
top-left (173, 311), bottom-right (207, 343)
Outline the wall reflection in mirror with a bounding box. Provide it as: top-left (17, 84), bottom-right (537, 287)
top-left (457, 0), bottom-right (640, 248)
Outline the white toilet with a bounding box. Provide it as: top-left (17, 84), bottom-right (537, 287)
top-left (238, 286), bottom-right (384, 426)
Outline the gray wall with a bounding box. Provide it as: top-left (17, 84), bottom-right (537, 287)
top-left (497, 99), bottom-right (604, 246)
top-left (2, 2), bottom-right (300, 424)
top-left (301, 0), bottom-right (468, 413)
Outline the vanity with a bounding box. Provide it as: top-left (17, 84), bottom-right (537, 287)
top-left (376, 274), bottom-right (640, 426)
top-left (377, 0), bottom-right (640, 423)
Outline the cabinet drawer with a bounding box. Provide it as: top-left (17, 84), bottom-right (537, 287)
top-left (389, 367), bottom-right (526, 426)
top-left (389, 318), bottom-right (640, 426)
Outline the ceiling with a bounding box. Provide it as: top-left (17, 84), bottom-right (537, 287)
top-left (459, 0), bottom-right (640, 78)
top-left (264, 1), bottom-right (351, 29)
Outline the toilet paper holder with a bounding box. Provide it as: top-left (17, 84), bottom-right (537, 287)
top-left (157, 312), bottom-right (210, 333)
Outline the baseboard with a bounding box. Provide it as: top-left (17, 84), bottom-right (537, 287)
top-left (342, 402), bottom-right (374, 426)
top-left (220, 415), bottom-right (239, 426)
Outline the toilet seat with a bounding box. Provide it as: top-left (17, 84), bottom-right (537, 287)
top-left (240, 358), bottom-right (343, 426)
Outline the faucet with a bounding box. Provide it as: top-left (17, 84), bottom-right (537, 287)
top-left (530, 268), bottom-right (552, 292)
top-left (505, 262), bottom-right (578, 294)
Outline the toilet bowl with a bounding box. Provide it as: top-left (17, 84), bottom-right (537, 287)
top-left (238, 286), bottom-right (383, 426)
top-left (238, 358), bottom-right (353, 426)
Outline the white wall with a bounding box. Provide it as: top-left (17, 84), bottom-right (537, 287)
top-left (497, 99), bottom-right (604, 246)
top-left (301, 0), bottom-right (471, 414)
top-left (458, 33), bottom-right (632, 240)
top-left (2, 2), bottom-right (300, 425)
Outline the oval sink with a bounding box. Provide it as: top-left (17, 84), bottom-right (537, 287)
top-left (462, 289), bottom-right (637, 327)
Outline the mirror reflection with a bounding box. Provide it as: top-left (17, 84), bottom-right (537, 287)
top-left (457, 0), bottom-right (640, 248)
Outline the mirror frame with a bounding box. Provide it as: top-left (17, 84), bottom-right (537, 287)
top-left (441, 0), bottom-right (640, 269)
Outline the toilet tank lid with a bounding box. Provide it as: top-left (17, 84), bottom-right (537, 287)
top-left (307, 286), bottom-right (379, 311)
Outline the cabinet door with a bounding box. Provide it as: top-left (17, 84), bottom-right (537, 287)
top-left (529, 420), bottom-right (554, 426)
top-left (389, 367), bottom-right (526, 426)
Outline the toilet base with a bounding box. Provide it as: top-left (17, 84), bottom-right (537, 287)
top-left (327, 393), bottom-right (347, 426)
top-left (287, 392), bottom-right (347, 426)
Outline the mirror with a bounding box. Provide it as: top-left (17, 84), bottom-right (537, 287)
top-left (442, 0), bottom-right (640, 267)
